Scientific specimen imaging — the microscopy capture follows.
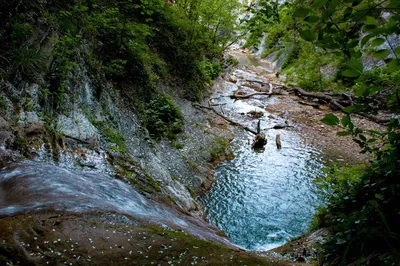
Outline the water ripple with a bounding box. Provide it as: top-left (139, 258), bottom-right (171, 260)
top-left (202, 130), bottom-right (324, 250)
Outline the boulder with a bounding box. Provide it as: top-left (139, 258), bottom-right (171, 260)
top-left (57, 113), bottom-right (99, 143)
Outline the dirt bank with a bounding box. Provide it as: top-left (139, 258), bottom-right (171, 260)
top-left (264, 94), bottom-right (386, 165)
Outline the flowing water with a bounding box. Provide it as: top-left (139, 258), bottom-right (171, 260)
top-left (201, 51), bottom-right (325, 250)
top-left (0, 161), bottom-right (233, 246)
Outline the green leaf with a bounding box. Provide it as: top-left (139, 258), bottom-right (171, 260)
top-left (350, 49), bottom-right (362, 59)
top-left (299, 30), bottom-right (316, 42)
top-left (363, 24), bottom-right (378, 31)
top-left (364, 16), bottom-right (377, 25)
top-left (322, 114), bottom-right (340, 126)
top-left (341, 115), bottom-right (351, 127)
top-left (346, 40), bottom-right (359, 48)
top-left (349, 59), bottom-right (363, 72)
top-left (293, 7), bottom-right (311, 18)
top-left (373, 49), bottom-right (390, 59)
top-left (337, 131), bottom-right (352, 136)
top-left (344, 105), bottom-right (358, 113)
top-left (387, 0), bottom-right (400, 8)
top-left (341, 111), bottom-right (355, 131)
top-left (385, 58), bottom-right (400, 73)
top-left (361, 34), bottom-right (374, 46)
top-left (313, 0), bottom-right (328, 8)
top-left (394, 46), bottom-right (400, 55)
top-left (371, 38), bottom-right (385, 47)
top-left (343, 7), bottom-right (353, 19)
top-left (342, 69), bottom-right (361, 77)
top-left (317, 36), bottom-right (338, 49)
top-left (304, 15), bottom-right (320, 23)
top-left (353, 138), bottom-right (364, 147)
top-left (353, 85), bottom-right (367, 96)
top-left (375, 193), bottom-right (383, 200)
top-left (322, 9), bottom-right (335, 18)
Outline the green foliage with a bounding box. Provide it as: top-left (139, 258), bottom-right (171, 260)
top-left (243, 0), bottom-right (280, 49)
top-left (321, 114), bottom-right (340, 126)
top-left (14, 136), bottom-right (28, 153)
top-left (209, 137), bottom-right (231, 163)
top-left (280, 41), bottom-right (300, 70)
top-left (92, 120), bottom-right (127, 153)
top-left (318, 111), bottom-right (400, 265)
top-left (199, 60), bottom-right (222, 83)
top-left (171, 141), bottom-right (185, 149)
top-left (246, 0), bottom-right (399, 93)
top-left (144, 95), bottom-right (184, 140)
top-left (0, 0), bottom-right (240, 109)
top-left (273, 1), bottom-right (400, 263)
top-left (6, 26), bottom-right (47, 82)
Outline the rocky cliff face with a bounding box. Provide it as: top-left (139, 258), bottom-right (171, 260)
top-left (0, 58), bottom-right (234, 214)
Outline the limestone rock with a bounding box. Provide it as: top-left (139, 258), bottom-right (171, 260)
top-left (58, 113), bottom-right (99, 142)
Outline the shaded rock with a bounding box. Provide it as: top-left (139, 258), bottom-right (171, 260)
top-left (0, 116), bottom-right (13, 147)
top-left (58, 112), bottom-right (99, 143)
top-left (228, 75), bottom-right (238, 83)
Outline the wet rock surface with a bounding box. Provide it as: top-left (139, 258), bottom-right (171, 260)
top-left (0, 161), bottom-right (236, 248)
top-left (0, 212), bottom-right (287, 266)
top-left (0, 63), bottom-right (233, 213)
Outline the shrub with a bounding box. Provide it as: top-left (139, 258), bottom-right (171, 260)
top-left (92, 121), bottom-right (127, 153)
top-left (144, 95), bottom-right (184, 139)
top-left (209, 136), bottom-right (231, 163)
top-left (199, 60), bottom-right (222, 83)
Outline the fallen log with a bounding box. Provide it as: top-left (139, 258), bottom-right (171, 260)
top-left (231, 91), bottom-right (271, 99)
top-left (298, 101), bottom-right (320, 109)
top-left (193, 103), bottom-right (258, 135)
top-left (291, 87), bottom-right (390, 125)
top-left (230, 85), bottom-right (288, 99)
top-left (263, 124), bottom-right (294, 130)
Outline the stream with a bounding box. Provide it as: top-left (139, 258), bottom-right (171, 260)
top-left (201, 50), bottom-right (325, 250)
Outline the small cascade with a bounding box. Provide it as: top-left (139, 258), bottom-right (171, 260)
top-left (0, 161), bottom-right (233, 246)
